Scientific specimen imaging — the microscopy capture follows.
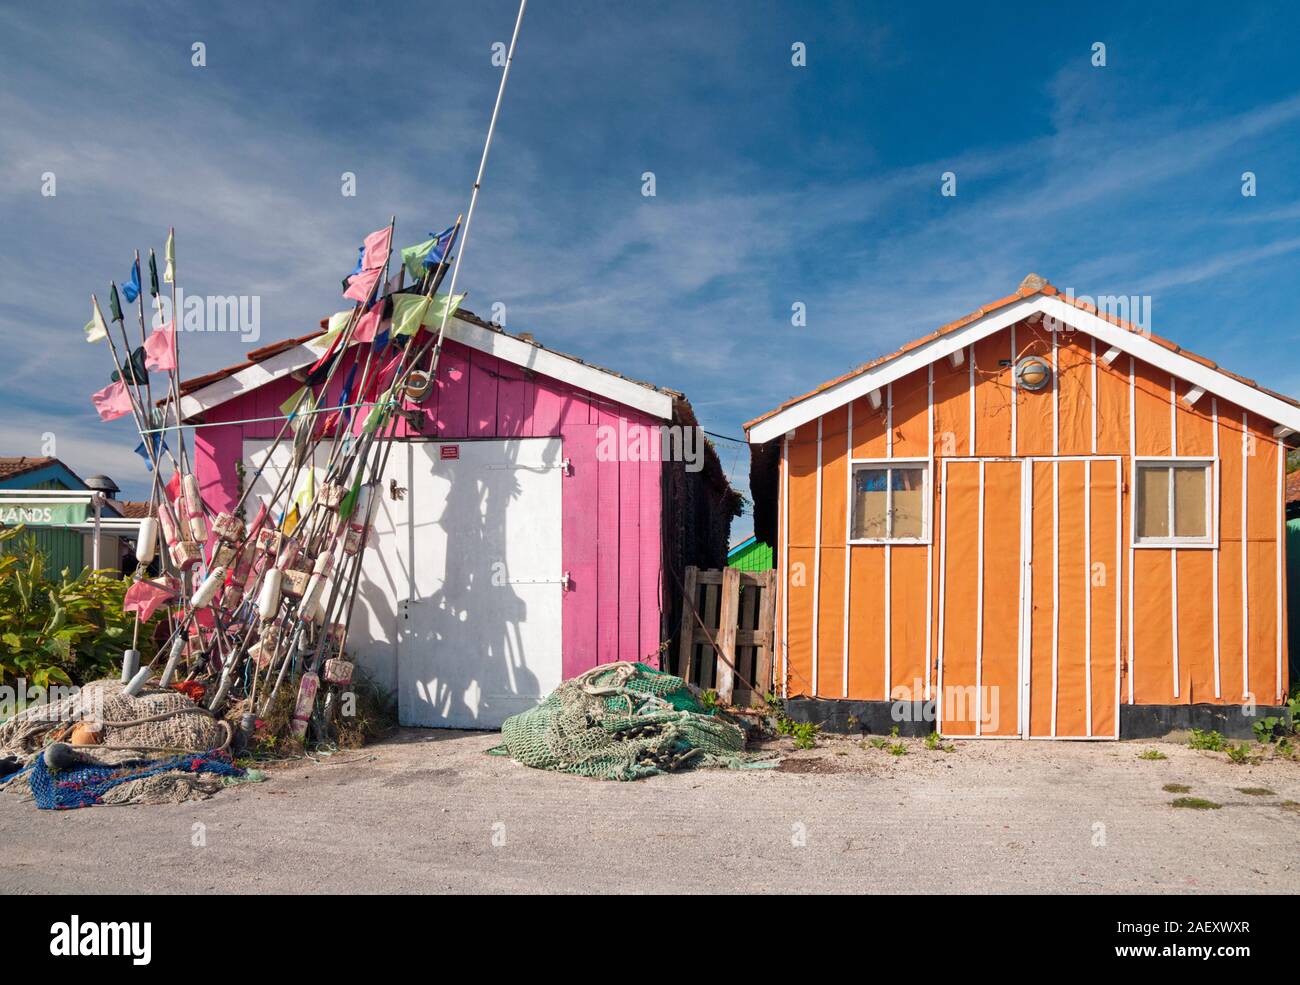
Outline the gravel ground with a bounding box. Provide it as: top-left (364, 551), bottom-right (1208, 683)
top-left (1, 729), bottom-right (1296, 894)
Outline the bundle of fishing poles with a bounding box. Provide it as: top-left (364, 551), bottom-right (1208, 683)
top-left (93, 217), bottom-right (471, 748)
top-left (87, 0), bottom-right (527, 750)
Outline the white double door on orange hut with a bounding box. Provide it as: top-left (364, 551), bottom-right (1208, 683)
top-left (937, 457), bottom-right (1122, 739)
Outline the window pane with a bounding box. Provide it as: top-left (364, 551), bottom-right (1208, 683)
top-left (1173, 466), bottom-right (1207, 538)
top-left (890, 467), bottom-right (925, 538)
top-left (1136, 466), bottom-right (1169, 539)
top-left (852, 468), bottom-right (888, 538)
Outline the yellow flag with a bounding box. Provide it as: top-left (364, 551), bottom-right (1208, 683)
top-left (163, 229), bottom-right (175, 284)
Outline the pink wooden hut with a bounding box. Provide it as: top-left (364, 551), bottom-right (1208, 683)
top-left (174, 305), bottom-right (738, 728)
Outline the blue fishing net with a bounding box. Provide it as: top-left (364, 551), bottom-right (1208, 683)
top-left (2, 751), bottom-right (245, 810)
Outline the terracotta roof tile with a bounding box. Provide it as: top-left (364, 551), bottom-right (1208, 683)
top-left (0, 456), bottom-right (57, 480)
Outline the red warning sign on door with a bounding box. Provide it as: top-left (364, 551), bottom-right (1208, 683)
top-left (440, 445), bottom-right (459, 460)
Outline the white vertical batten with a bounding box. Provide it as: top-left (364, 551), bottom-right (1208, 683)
top-left (1212, 398), bottom-right (1221, 697)
top-left (1277, 436), bottom-right (1284, 702)
top-left (936, 460), bottom-right (949, 733)
top-left (968, 345), bottom-right (976, 456)
top-left (781, 434), bottom-right (790, 698)
top-left (1091, 335), bottom-right (1098, 455)
top-left (1242, 411), bottom-right (1249, 700)
top-left (1170, 374), bottom-right (1179, 700)
top-left (976, 460), bottom-right (985, 735)
top-left (1127, 356), bottom-right (1135, 704)
top-left (1052, 328), bottom-right (1059, 456)
top-left (1011, 323), bottom-right (1018, 457)
top-left (884, 383), bottom-right (893, 700)
top-left (926, 363), bottom-right (934, 703)
top-left (811, 417), bottom-right (822, 695)
top-left (1113, 457), bottom-right (1122, 737)
top-left (1051, 459), bottom-right (1059, 737)
top-left (1085, 459), bottom-right (1093, 737)
top-left (842, 401), bottom-right (852, 698)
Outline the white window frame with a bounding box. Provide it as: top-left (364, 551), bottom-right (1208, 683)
top-left (847, 457), bottom-right (932, 545)
top-left (1130, 456), bottom-right (1218, 549)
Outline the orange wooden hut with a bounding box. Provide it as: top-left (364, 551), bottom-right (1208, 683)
top-left (744, 275), bottom-right (1298, 739)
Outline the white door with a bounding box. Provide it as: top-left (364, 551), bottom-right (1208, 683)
top-left (398, 437), bottom-right (565, 729)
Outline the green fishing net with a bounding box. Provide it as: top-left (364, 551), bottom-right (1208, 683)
top-left (495, 661), bottom-right (773, 781)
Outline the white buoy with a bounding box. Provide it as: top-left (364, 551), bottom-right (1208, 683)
top-left (122, 665), bottom-right (152, 697)
top-left (257, 567), bottom-right (283, 620)
top-left (190, 565), bottom-right (226, 608)
top-left (298, 551), bottom-right (333, 621)
top-left (182, 474), bottom-right (207, 542)
top-left (120, 648), bottom-right (140, 683)
top-left (158, 635), bottom-right (186, 687)
top-left (135, 517), bottom-right (158, 564)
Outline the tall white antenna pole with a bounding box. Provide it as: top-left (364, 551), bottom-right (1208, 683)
top-left (430, 0), bottom-right (527, 350)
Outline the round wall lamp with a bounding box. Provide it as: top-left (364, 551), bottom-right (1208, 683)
top-left (1015, 356), bottom-right (1052, 392)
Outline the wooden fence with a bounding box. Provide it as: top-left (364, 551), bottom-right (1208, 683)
top-left (675, 566), bottom-right (776, 706)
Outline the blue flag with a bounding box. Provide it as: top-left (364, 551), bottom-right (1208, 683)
top-left (339, 363), bottom-right (359, 427)
top-left (134, 432), bottom-right (168, 470)
top-left (122, 260), bottom-right (142, 303)
top-left (422, 225), bottom-right (456, 271)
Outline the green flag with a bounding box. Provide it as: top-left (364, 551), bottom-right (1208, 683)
top-left (84, 299), bottom-right (108, 343)
top-left (400, 238), bottom-right (436, 282)
top-left (338, 472), bottom-right (363, 520)
top-left (148, 250), bottom-right (160, 298)
top-left (109, 283), bottom-right (123, 322)
top-left (391, 293), bottom-right (465, 337)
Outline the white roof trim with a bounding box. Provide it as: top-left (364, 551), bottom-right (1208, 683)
top-left (179, 315), bottom-right (674, 422)
top-left (747, 295), bottom-right (1300, 443)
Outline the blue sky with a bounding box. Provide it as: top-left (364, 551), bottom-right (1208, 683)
top-left (2, 1), bottom-right (1298, 539)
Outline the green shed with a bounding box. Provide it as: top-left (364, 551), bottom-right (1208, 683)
top-left (727, 534), bottom-right (773, 572)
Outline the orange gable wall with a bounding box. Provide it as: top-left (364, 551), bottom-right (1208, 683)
top-left (777, 319), bottom-right (1288, 711)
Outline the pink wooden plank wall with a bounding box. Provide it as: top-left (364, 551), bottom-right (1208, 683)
top-left (193, 337), bottom-right (665, 677)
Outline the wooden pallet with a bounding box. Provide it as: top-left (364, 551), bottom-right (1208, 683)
top-left (676, 566), bottom-right (776, 706)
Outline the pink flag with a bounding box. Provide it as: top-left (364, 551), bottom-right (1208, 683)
top-left (343, 266), bottom-right (382, 303)
top-left (143, 320), bottom-right (176, 371)
top-left (361, 226), bottom-right (392, 270)
top-left (91, 380), bottom-right (134, 421)
top-left (123, 579), bottom-right (175, 621)
top-left (354, 304), bottom-right (385, 343)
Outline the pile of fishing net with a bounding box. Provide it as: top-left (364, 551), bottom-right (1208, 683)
top-left (494, 661), bottom-right (776, 781)
top-left (0, 679), bottom-right (256, 807)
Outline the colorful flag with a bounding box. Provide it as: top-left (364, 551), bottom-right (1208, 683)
top-left (400, 238), bottom-right (436, 281)
top-left (134, 432), bottom-right (168, 470)
top-left (123, 579), bottom-right (175, 621)
top-left (320, 309), bottom-right (353, 346)
top-left (122, 259), bottom-right (142, 303)
top-left (109, 283), bottom-right (123, 323)
top-left (391, 292), bottom-right (465, 336)
top-left (163, 229), bottom-right (175, 284)
top-left (148, 250), bottom-right (161, 298)
top-left (91, 380), bottom-right (134, 421)
top-left (343, 266), bottom-right (382, 303)
top-left (84, 299), bottom-right (108, 343)
top-left (353, 304), bottom-right (384, 344)
top-left (280, 386), bottom-right (316, 436)
top-left (143, 321), bottom-right (176, 371)
top-left (361, 226), bottom-right (392, 270)
top-left (112, 346), bottom-right (149, 387)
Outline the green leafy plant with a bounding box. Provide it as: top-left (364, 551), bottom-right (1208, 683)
top-left (1226, 742), bottom-right (1260, 765)
top-left (1237, 787), bottom-right (1274, 796)
top-left (867, 736), bottom-right (888, 749)
top-left (791, 721), bottom-right (819, 750)
top-left (1188, 728), bottom-right (1227, 751)
top-left (1163, 783), bottom-right (1192, 793)
top-left (700, 688), bottom-right (719, 711)
top-left (0, 527), bottom-right (155, 690)
top-left (1138, 749), bottom-right (1167, 760)
top-left (887, 741), bottom-right (907, 756)
top-left (924, 731), bottom-right (941, 750)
